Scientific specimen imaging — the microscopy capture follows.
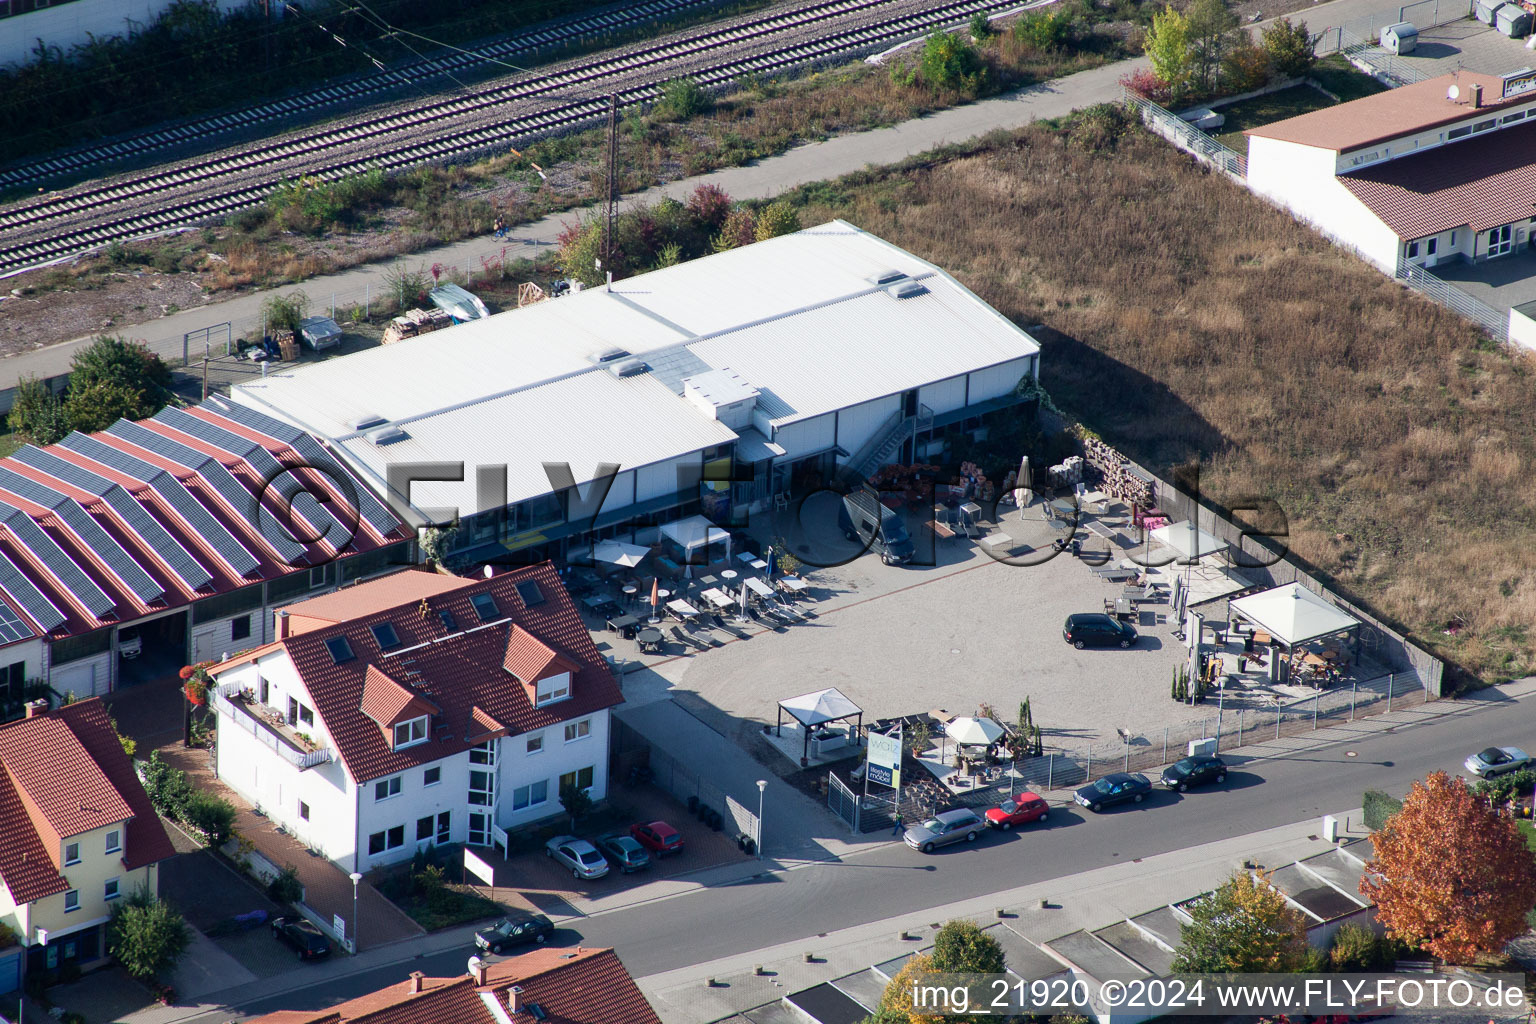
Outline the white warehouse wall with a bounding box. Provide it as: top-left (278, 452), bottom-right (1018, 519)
top-left (833, 396), bottom-right (901, 462)
top-left (0, 0), bottom-right (249, 68)
top-left (1247, 136), bottom-right (1403, 274)
top-left (917, 376), bottom-right (967, 416)
top-left (771, 415), bottom-right (836, 460)
top-left (967, 359), bottom-right (1032, 405)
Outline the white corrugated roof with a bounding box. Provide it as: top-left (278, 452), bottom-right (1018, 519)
top-left (232, 221), bottom-right (1041, 520)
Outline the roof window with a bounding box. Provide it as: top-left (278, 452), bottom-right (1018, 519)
top-left (515, 580), bottom-right (545, 607)
top-left (471, 593), bottom-right (499, 623)
top-left (324, 636), bottom-right (355, 664)
top-left (371, 622), bottom-right (401, 650)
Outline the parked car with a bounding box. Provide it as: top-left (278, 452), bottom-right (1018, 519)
top-left (545, 836), bottom-right (609, 880)
top-left (1074, 772), bottom-right (1153, 812)
top-left (903, 808), bottom-right (984, 852)
top-left (271, 915), bottom-right (331, 960)
top-left (1063, 613), bottom-right (1138, 649)
top-left (630, 820), bottom-right (684, 857)
top-left (839, 488), bottom-right (915, 565)
top-left (1161, 754), bottom-right (1228, 791)
top-left (297, 315), bottom-right (343, 351)
top-left (985, 792), bottom-right (1050, 830)
top-left (1464, 745), bottom-right (1531, 778)
top-left (595, 834), bottom-right (652, 873)
top-left (474, 910), bottom-right (554, 954)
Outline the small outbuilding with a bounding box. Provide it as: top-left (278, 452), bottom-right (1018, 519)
top-left (1496, 4), bottom-right (1531, 37)
top-left (1476, 0), bottom-right (1504, 25)
top-left (1379, 21), bottom-right (1418, 53)
top-left (777, 687), bottom-right (864, 764)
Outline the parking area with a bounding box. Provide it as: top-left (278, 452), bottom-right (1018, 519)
top-left (1348, 14), bottom-right (1536, 78)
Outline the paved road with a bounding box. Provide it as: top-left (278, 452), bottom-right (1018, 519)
top-left (213, 687), bottom-right (1528, 1019)
top-left (0, 0), bottom-right (1409, 392)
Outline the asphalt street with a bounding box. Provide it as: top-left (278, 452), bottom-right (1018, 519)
top-left (220, 688), bottom-right (1532, 1020)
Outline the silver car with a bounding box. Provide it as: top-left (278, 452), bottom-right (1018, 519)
top-left (903, 809), bottom-right (984, 853)
top-left (1464, 746), bottom-right (1531, 778)
top-left (545, 836), bottom-right (609, 880)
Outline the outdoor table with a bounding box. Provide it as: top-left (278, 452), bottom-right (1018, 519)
top-left (777, 576), bottom-right (808, 592)
top-left (1121, 586), bottom-right (1148, 602)
top-left (1253, 631), bottom-right (1273, 646)
top-left (959, 502), bottom-right (981, 517)
top-left (1094, 567), bottom-right (1139, 582)
top-left (656, 588), bottom-right (671, 601)
top-left (700, 588), bottom-right (735, 609)
top-left (745, 576), bottom-right (775, 599)
top-left (581, 593), bottom-right (615, 609)
top-left (607, 613), bottom-right (638, 637)
top-left (720, 569), bottom-right (738, 581)
top-left (1114, 598), bottom-right (1135, 618)
top-left (746, 558), bottom-right (768, 571)
top-left (697, 574), bottom-right (719, 589)
top-left (636, 627), bottom-right (662, 652)
top-left (736, 552), bottom-right (757, 565)
top-left (667, 598), bottom-right (701, 619)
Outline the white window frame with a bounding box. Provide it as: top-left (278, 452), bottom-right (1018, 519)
top-left (393, 715), bottom-right (429, 750)
top-left (423, 766), bottom-right (442, 787)
top-left (374, 776), bottom-right (402, 801)
top-left (526, 734), bottom-right (544, 754)
top-left (564, 719), bottom-right (590, 743)
top-left (104, 878), bottom-right (120, 901)
top-left (63, 889), bottom-right (79, 913)
top-left (535, 672), bottom-right (570, 706)
top-left (105, 829), bottom-right (121, 855)
top-left (64, 842), bottom-right (80, 865)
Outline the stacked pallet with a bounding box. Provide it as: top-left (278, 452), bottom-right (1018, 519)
top-left (1082, 437), bottom-right (1155, 508)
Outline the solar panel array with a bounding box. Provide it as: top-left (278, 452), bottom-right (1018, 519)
top-left (0, 598), bottom-right (35, 644)
top-left (11, 445), bottom-right (213, 591)
top-left (59, 433), bottom-right (261, 578)
top-left (0, 547), bottom-right (64, 632)
top-left (206, 398), bottom-right (402, 539)
top-left (0, 501), bottom-right (115, 617)
top-left (0, 465), bottom-right (164, 604)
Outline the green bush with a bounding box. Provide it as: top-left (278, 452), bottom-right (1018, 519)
top-left (261, 290), bottom-right (310, 336)
top-left (969, 12), bottom-right (993, 38)
top-left (1362, 789), bottom-right (1403, 831)
top-left (181, 789), bottom-right (237, 847)
top-left (1328, 923), bottom-right (1393, 972)
top-left (107, 887), bottom-right (190, 982)
top-left (8, 376), bottom-right (68, 446)
top-left (267, 865), bottom-right (303, 906)
top-left (653, 77), bottom-right (711, 121)
top-left (141, 752), bottom-right (193, 819)
top-left (1014, 10), bottom-right (1071, 50)
top-left (919, 30), bottom-right (986, 95)
top-left (1473, 768), bottom-right (1536, 804)
top-left (753, 201), bottom-right (801, 242)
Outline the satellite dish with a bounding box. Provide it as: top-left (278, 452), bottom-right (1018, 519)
top-left (1448, 84), bottom-right (1461, 100)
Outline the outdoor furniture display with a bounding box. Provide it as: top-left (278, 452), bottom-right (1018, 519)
top-left (1093, 567), bottom-right (1139, 582)
top-left (735, 552), bottom-right (758, 565)
top-left (744, 576), bottom-right (775, 601)
top-left (720, 569), bottom-right (738, 581)
top-left (670, 625), bottom-right (712, 651)
top-left (777, 687), bottom-right (864, 764)
top-left (1121, 586), bottom-right (1148, 603)
top-left (746, 558), bottom-right (769, 571)
top-left (777, 576), bottom-right (808, 593)
top-left (666, 598), bottom-right (701, 619)
top-left (636, 627), bottom-right (663, 653)
top-left (699, 587), bottom-right (736, 611)
top-left (606, 613), bottom-right (638, 638)
top-left (1114, 598), bottom-right (1135, 619)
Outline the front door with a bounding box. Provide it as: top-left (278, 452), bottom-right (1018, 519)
top-left (1488, 224), bottom-right (1514, 258)
top-left (469, 812), bottom-right (489, 846)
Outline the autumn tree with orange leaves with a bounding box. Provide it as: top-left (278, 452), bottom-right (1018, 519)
top-left (1361, 770), bottom-right (1536, 963)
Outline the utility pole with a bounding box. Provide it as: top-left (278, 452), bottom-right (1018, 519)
top-left (604, 93), bottom-right (618, 277)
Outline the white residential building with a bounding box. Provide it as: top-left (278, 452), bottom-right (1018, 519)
top-left (208, 563), bottom-right (621, 871)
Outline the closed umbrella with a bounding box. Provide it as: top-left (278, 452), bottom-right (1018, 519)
top-left (649, 577), bottom-right (660, 623)
top-left (738, 580), bottom-right (749, 619)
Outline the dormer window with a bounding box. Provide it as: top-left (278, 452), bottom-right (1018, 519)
top-left (535, 672), bottom-right (570, 706)
top-left (393, 715), bottom-right (429, 749)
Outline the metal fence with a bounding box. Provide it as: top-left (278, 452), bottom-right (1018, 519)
top-left (828, 772), bottom-right (861, 833)
top-left (1123, 91), bottom-right (1247, 178)
top-left (898, 672), bottom-right (1425, 818)
top-left (1396, 258), bottom-right (1510, 344)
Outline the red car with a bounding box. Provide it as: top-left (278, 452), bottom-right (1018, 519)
top-left (984, 793), bottom-right (1050, 831)
top-left (630, 820), bottom-right (684, 857)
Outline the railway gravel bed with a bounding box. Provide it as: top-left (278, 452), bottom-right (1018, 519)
top-left (0, 0), bottom-right (1041, 278)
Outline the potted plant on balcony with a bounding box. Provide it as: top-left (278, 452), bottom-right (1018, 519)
top-left (294, 733), bottom-right (319, 752)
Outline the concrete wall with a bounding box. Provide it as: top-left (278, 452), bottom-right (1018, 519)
top-left (0, 0), bottom-right (248, 68)
top-left (1510, 305), bottom-right (1536, 351)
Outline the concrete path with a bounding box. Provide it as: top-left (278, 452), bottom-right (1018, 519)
top-left (0, 0), bottom-right (1406, 391)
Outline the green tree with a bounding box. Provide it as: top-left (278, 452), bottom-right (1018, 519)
top-left (1185, 0), bottom-right (1240, 94)
top-left (261, 290), bottom-right (310, 335)
top-left (418, 524), bottom-right (458, 564)
top-left (712, 208), bottom-right (757, 252)
top-left (559, 781), bottom-right (593, 830)
top-left (1261, 17), bottom-right (1316, 78)
top-left (968, 11), bottom-right (993, 39)
top-left (267, 864), bottom-right (304, 906)
top-left (555, 219), bottom-right (608, 287)
top-left (919, 31), bottom-right (986, 95)
top-left (1173, 870), bottom-right (1314, 972)
top-left (180, 789), bottom-right (237, 847)
top-left (8, 375), bottom-right (68, 445)
top-left (1014, 9), bottom-right (1070, 51)
top-left (107, 888), bottom-right (190, 982)
top-left (141, 751), bottom-right (193, 819)
top-left (1144, 5), bottom-right (1192, 97)
top-left (64, 335), bottom-right (172, 427)
top-left (931, 919), bottom-right (1007, 974)
top-left (64, 380), bottom-right (154, 433)
top-left (754, 201), bottom-right (802, 242)
top-left (1221, 40), bottom-right (1272, 92)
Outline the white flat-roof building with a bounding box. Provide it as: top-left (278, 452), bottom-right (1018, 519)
top-left (229, 221), bottom-right (1041, 562)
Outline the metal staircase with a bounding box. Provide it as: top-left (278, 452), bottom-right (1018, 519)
top-left (847, 404), bottom-right (934, 481)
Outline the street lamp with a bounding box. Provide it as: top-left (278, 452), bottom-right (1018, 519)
top-left (756, 780), bottom-right (767, 860)
top-left (349, 872), bottom-right (363, 953)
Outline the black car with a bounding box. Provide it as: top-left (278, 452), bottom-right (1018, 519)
top-left (1160, 754), bottom-right (1228, 791)
top-left (271, 915), bottom-right (332, 960)
top-left (474, 910), bottom-right (554, 954)
top-left (1063, 613), bottom-right (1138, 649)
top-left (1074, 772), bottom-right (1153, 812)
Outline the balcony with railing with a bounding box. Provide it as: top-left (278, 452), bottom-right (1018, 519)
top-left (212, 683), bottom-right (333, 770)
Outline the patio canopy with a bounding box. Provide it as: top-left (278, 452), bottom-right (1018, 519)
top-left (1229, 583), bottom-right (1361, 647)
top-left (661, 515), bottom-right (732, 556)
top-left (592, 539), bottom-right (650, 568)
top-left (777, 686), bottom-right (864, 763)
top-left (1150, 521), bottom-right (1226, 561)
top-left (946, 716), bottom-right (1004, 746)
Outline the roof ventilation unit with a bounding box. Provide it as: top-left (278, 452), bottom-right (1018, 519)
top-left (609, 357), bottom-right (649, 378)
top-left (347, 413), bottom-right (386, 431)
top-left (587, 346), bottom-right (631, 365)
top-left (367, 425), bottom-right (410, 445)
top-left (867, 268), bottom-right (907, 286)
top-left (887, 280), bottom-right (929, 299)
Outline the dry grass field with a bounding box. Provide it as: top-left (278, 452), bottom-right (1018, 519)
top-left (785, 110), bottom-right (1529, 687)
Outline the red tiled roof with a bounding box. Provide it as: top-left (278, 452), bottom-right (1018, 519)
top-left (482, 947), bottom-right (663, 1024)
top-left (0, 699), bottom-right (173, 904)
top-left (0, 714), bottom-right (133, 840)
top-left (361, 665), bottom-right (439, 729)
top-left (274, 563), bottom-right (622, 783)
top-left (283, 571), bottom-right (475, 629)
top-left (1341, 119), bottom-right (1536, 239)
top-left (467, 706), bottom-right (506, 743)
top-left (503, 626), bottom-right (576, 683)
top-left (0, 404), bottom-right (409, 641)
top-left (247, 977), bottom-right (481, 1024)
top-left (1246, 72), bottom-right (1519, 153)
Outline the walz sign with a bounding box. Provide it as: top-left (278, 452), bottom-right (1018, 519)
top-left (867, 727), bottom-right (902, 789)
top-left (1504, 67), bottom-right (1536, 98)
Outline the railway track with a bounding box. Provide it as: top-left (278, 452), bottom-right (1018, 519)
top-left (0, 0), bottom-right (1036, 278)
top-left (0, 0), bottom-right (729, 195)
